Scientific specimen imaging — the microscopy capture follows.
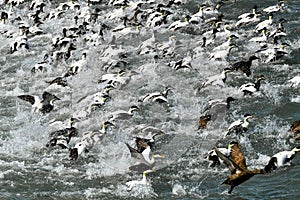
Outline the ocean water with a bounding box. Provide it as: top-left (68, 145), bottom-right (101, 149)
top-left (1, 0), bottom-right (300, 199)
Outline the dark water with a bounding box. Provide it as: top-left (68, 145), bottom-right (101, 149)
top-left (1, 0), bottom-right (300, 199)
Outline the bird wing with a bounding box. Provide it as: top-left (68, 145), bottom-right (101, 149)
top-left (230, 145), bottom-right (248, 170)
top-left (17, 95), bottom-right (36, 105)
top-left (135, 137), bottom-right (150, 153)
top-left (214, 146), bottom-right (240, 174)
top-left (239, 83), bottom-right (255, 92)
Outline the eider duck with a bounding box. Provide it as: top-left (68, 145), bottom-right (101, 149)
top-left (138, 86), bottom-right (172, 103)
top-left (214, 142), bottom-right (265, 194)
top-left (230, 55), bottom-right (259, 77)
top-left (206, 142), bottom-right (234, 167)
top-left (126, 138), bottom-right (164, 173)
top-left (202, 96), bottom-right (236, 122)
top-left (69, 121), bottom-right (114, 160)
top-left (197, 115), bottom-right (211, 129)
top-left (290, 121), bottom-right (300, 140)
top-left (126, 169), bottom-right (155, 191)
top-left (255, 13), bottom-right (273, 33)
top-left (263, 0), bottom-right (285, 13)
top-left (108, 105), bottom-right (139, 122)
top-left (208, 43), bottom-right (236, 61)
top-left (224, 114), bottom-right (253, 137)
top-left (287, 75), bottom-right (300, 87)
top-left (239, 75), bottom-right (265, 95)
top-left (264, 146), bottom-right (300, 173)
top-left (17, 91), bottom-right (60, 114)
top-left (46, 127), bottom-right (78, 149)
top-left (200, 68), bottom-right (232, 89)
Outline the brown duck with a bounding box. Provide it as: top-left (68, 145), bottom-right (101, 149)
top-left (214, 142), bottom-right (265, 194)
top-left (290, 121), bottom-right (300, 140)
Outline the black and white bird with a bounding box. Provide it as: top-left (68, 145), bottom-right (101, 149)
top-left (264, 146), bottom-right (300, 173)
top-left (239, 75), bottom-right (266, 95)
top-left (206, 142), bottom-right (235, 167)
top-left (126, 137), bottom-right (164, 173)
top-left (126, 169), bottom-right (155, 191)
top-left (46, 117), bottom-right (79, 149)
top-left (200, 68), bottom-right (232, 89)
top-left (69, 121), bottom-right (114, 160)
top-left (138, 86), bottom-right (172, 103)
top-left (287, 75), bottom-right (300, 87)
top-left (108, 105), bottom-right (139, 122)
top-left (201, 96), bottom-right (236, 122)
top-left (263, 0), bottom-right (286, 13)
top-left (17, 91), bottom-right (60, 114)
top-left (230, 55), bottom-right (259, 77)
top-left (224, 114), bottom-right (253, 137)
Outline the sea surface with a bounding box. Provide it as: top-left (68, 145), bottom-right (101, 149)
top-left (1, 0), bottom-right (300, 199)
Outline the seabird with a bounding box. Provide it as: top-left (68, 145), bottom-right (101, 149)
top-left (264, 146), bottom-right (300, 173)
top-left (249, 28), bottom-right (268, 43)
top-left (168, 15), bottom-right (190, 31)
top-left (239, 75), bottom-right (265, 95)
top-left (287, 75), bottom-right (300, 87)
top-left (208, 43), bottom-right (237, 60)
top-left (200, 68), bottom-right (232, 89)
top-left (197, 115), bottom-right (211, 129)
top-left (126, 169), bottom-right (155, 191)
top-left (290, 121), bottom-right (300, 134)
top-left (67, 52), bottom-right (87, 75)
top-left (255, 13), bottom-right (273, 33)
top-left (108, 105), bottom-right (139, 122)
top-left (206, 142), bottom-right (235, 167)
top-left (230, 55), bottom-right (259, 77)
top-left (224, 114), bottom-right (253, 137)
top-left (202, 96), bottom-right (236, 122)
top-left (263, 0), bottom-right (285, 13)
top-left (69, 121), bottom-right (114, 160)
top-left (138, 86), bottom-right (172, 103)
top-left (46, 126), bottom-right (78, 149)
top-left (126, 138), bottom-right (164, 173)
top-left (17, 91), bottom-right (60, 114)
top-left (214, 142), bottom-right (265, 194)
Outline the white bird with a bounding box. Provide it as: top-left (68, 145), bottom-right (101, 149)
top-left (235, 13), bottom-right (260, 27)
top-left (238, 5), bottom-right (259, 19)
top-left (239, 75), bottom-right (266, 95)
top-left (69, 121), bottom-right (114, 160)
top-left (249, 28), bottom-right (267, 43)
top-left (126, 169), bottom-right (155, 191)
top-left (139, 86), bottom-right (172, 103)
top-left (17, 91), bottom-right (60, 114)
top-left (255, 13), bottom-right (273, 32)
top-left (288, 75), bottom-right (300, 87)
top-left (67, 52), bottom-right (87, 75)
top-left (208, 44), bottom-right (236, 60)
top-left (224, 114), bottom-right (253, 137)
top-left (108, 105), bottom-right (139, 122)
top-left (200, 68), bottom-right (232, 89)
top-left (206, 143), bottom-right (234, 167)
top-left (264, 146), bottom-right (300, 173)
top-left (168, 15), bottom-right (190, 31)
top-left (263, 1), bottom-right (285, 13)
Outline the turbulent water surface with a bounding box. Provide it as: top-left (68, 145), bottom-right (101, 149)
top-left (1, 0), bottom-right (300, 199)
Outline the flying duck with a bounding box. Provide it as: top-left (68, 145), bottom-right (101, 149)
top-left (239, 75), bottom-right (266, 95)
top-left (224, 114), bottom-right (253, 137)
top-left (230, 55), bottom-right (259, 77)
top-left (17, 91), bottom-right (60, 114)
top-left (264, 146), bottom-right (300, 173)
top-left (214, 142), bottom-right (265, 194)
